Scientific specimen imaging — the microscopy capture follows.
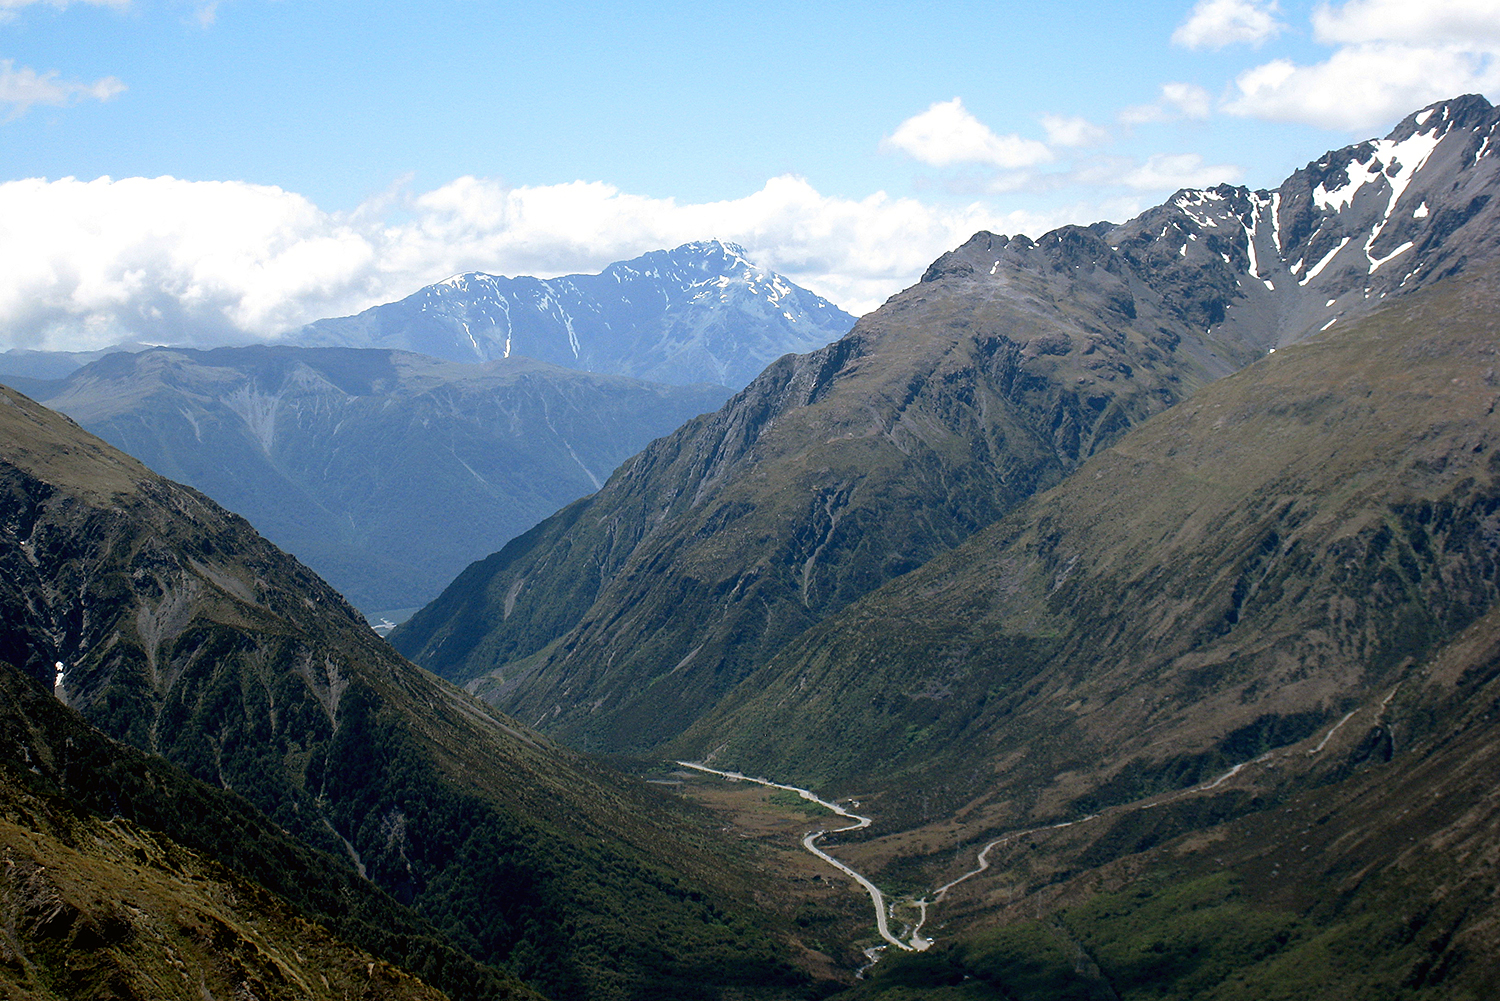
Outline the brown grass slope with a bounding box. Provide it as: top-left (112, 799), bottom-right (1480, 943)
top-left (0, 663), bottom-right (485, 1001)
top-left (677, 261), bottom-right (1500, 837)
top-left (0, 388), bottom-right (825, 1001)
top-left (837, 592), bottom-right (1500, 1000)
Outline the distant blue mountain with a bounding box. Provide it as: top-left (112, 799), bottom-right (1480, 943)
top-left (33, 345), bottom-right (731, 616)
top-left (292, 240), bottom-right (856, 389)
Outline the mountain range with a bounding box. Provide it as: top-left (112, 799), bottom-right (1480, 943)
top-left (393, 95), bottom-right (1500, 752)
top-left (385, 95), bottom-right (1500, 995)
top-left (294, 240), bottom-right (857, 389)
top-left (1, 94), bottom-right (1499, 1000)
top-left (0, 385), bottom-right (829, 999)
top-left (840, 259), bottom-right (1500, 998)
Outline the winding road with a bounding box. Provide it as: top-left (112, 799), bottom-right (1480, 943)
top-left (682, 700), bottom-right (1387, 956)
top-left (675, 761), bottom-right (920, 952)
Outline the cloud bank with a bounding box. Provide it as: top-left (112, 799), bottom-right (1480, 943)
top-left (0, 173), bottom-right (1111, 350)
top-left (1223, 0), bottom-right (1500, 129)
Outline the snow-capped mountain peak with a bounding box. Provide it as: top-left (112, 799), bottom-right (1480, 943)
top-left (293, 242), bottom-right (855, 388)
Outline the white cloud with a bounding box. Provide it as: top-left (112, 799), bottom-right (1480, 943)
top-left (1121, 153), bottom-right (1243, 191)
top-left (1162, 82), bottom-right (1213, 119)
top-left (1225, 42), bottom-right (1500, 129)
top-left (1225, 2), bottom-right (1500, 129)
top-left (883, 98), bottom-right (1054, 169)
top-left (0, 176), bottom-right (376, 348)
top-left (1172, 0), bottom-right (1284, 49)
top-left (0, 173), bottom-right (1135, 348)
top-left (0, 59), bottom-right (125, 118)
top-left (1041, 114), bottom-right (1109, 147)
top-left (1119, 82), bottom-right (1214, 124)
top-left (1313, 0), bottom-right (1500, 46)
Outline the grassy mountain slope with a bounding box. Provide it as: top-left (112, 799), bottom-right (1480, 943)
top-left (838, 599), bottom-right (1500, 999)
top-left (675, 261), bottom-right (1500, 833)
top-left (32, 345), bottom-right (729, 614)
top-left (393, 225), bottom-right (1261, 749)
top-left (0, 661), bottom-right (538, 1001)
top-left (0, 387), bottom-right (824, 1001)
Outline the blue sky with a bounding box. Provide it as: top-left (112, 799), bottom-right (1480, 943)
top-left (1, 0), bottom-right (1497, 347)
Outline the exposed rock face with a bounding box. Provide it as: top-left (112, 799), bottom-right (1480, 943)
top-left (295, 240), bottom-right (856, 389)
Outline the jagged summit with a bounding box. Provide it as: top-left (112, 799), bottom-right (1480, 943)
top-left (295, 240), bottom-right (855, 388)
top-left (921, 95), bottom-right (1500, 359)
top-left (604, 238), bottom-right (755, 275)
top-left (1387, 92), bottom-right (1496, 141)
top-left (437, 239), bottom-right (756, 288)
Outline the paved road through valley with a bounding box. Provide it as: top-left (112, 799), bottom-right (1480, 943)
top-left (675, 761), bottom-right (920, 953)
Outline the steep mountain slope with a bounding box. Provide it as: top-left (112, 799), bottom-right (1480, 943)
top-left (0, 343), bottom-right (154, 394)
top-left (392, 225), bottom-right (1255, 748)
top-left (698, 262), bottom-right (1500, 1001)
top-left (679, 258), bottom-right (1500, 829)
top-left (30, 345), bottom-right (728, 616)
top-left (0, 387), bottom-right (824, 1001)
top-left (393, 95), bottom-right (1500, 758)
top-left (0, 662), bottom-right (538, 1001)
top-left (295, 240), bottom-right (856, 389)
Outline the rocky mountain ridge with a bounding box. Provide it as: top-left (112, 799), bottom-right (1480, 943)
top-left (925, 94), bottom-right (1500, 350)
top-left (295, 240), bottom-right (856, 389)
top-left (677, 259), bottom-right (1500, 817)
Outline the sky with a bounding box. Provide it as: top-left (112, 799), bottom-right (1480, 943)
top-left (1, 0), bottom-right (1498, 350)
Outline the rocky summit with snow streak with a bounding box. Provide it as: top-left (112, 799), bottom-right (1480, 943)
top-left (1110, 92), bottom-right (1499, 345)
top-left (294, 240), bottom-right (856, 389)
top-left (918, 95), bottom-right (1500, 358)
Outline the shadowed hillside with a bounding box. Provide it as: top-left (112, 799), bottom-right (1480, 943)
top-left (0, 386), bottom-right (829, 1000)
